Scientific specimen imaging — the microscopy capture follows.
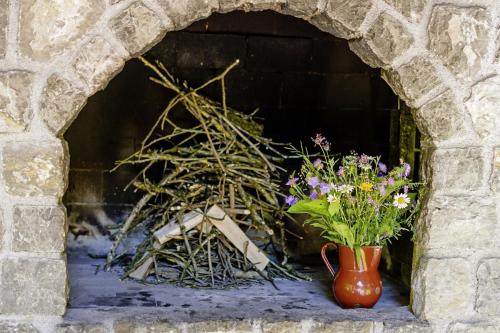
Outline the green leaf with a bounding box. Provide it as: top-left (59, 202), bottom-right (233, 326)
top-left (288, 199), bottom-right (330, 217)
top-left (328, 200), bottom-right (340, 216)
top-left (330, 222), bottom-right (355, 248)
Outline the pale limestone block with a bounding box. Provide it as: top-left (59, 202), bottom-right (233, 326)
top-left (2, 141), bottom-right (67, 198)
top-left (220, 0), bottom-right (286, 13)
top-left (0, 258), bottom-right (67, 315)
top-left (382, 56), bottom-right (443, 107)
top-left (12, 205), bottom-right (66, 253)
top-left (39, 74), bottom-right (86, 135)
top-left (0, 322), bottom-right (40, 333)
top-left (476, 259), bottom-right (500, 316)
top-left (412, 257), bottom-right (474, 320)
top-left (158, 0), bottom-right (219, 28)
top-left (311, 0), bottom-right (373, 39)
top-left (72, 36), bottom-right (125, 93)
top-left (349, 13), bottom-right (414, 68)
top-left (114, 321), bottom-right (178, 333)
top-left (0, 71), bottom-right (34, 133)
top-left (428, 5), bottom-right (490, 82)
top-left (415, 91), bottom-right (467, 142)
top-left (383, 0), bottom-right (427, 23)
top-left (18, 0), bottom-right (105, 61)
top-left (109, 2), bottom-right (164, 56)
top-left (0, 0), bottom-right (7, 59)
top-left (465, 75), bottom-right (500, 139)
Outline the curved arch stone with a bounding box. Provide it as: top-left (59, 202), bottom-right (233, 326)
top-left (109, 2), bottom-right (166, 56)
top-left (414, 91), bottom-right (469, 142)
top-left (39, 74), bottom-right (86, 136)
top-left (310, 0), bottom-right (373, 39)
top-left (159, 0), bottom-right (219, 28)
top-left (349, 12), bottom-right (414, 68)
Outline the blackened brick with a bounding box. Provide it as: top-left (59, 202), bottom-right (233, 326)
top-left (176, 32), bottom-right (246, 69)
top-left (247, 36), bottom-right (313, 72)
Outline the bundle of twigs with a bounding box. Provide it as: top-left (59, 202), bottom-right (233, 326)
top-left (105, 57), bottom-right (307, 287)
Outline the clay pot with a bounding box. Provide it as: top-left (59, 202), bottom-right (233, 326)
top-left (321, 243), bottom-right (383, 308)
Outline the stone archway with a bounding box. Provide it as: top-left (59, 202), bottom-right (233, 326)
top-left (0, 0), bottom-right (499, 331)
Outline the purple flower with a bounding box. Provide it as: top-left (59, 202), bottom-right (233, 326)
top-left (378, 162), bottom-right (387, 174)
top-left (319, 182), bottom-right (332, 194)
top-left (404, 185), bottom-right (409, 194)
top-left (285, 195), bottom-right (298, 206)
top-left (313, 158), bottom-right (323, 169)
top-left (307, 176), bottom-right (320, 187)
top-left (388, 177), bottom-right (395, 186)
top-left (311, 133), bottom-right (326, 147)
top-left (286, 177), bottom-right (299, 187)
top-left (309, 191), bottom-right (318, 200)
top-left (378, 184), bottom-right (386, 196)
top-left (336, 166), bottom-right (344, 177)
top-left (311, 133), bottom-right (330, 150)
top-left (403, 163), bottom-right (411, 178)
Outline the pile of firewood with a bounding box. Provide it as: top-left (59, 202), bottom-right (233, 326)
top-left (105, 57), bottom-right (307, 288)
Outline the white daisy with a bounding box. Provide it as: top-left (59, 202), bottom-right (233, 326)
top-left (338, 184), bottom-right (354, 194)
top-left (393, 193), bottom-right (410, 209)
top-left (327, 194), bottom-right (337, 203)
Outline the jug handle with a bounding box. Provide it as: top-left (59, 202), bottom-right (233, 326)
top-left (321, 242), bottom-right (337, 277)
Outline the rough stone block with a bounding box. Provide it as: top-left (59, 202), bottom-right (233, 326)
top-left (73, 36), bottom-right (125, 93)
top-left (114, 321), bottom-right (178, 333)
top-left (428, 5), bottom-right (490, 82)
top-left (284, 0), bottom-right (325, 18)
top-left (110, 3), bottom-right (164, 56)
top-left (311, 0), bottom-right (373, 39)
top-left (412, 257), bottom-right (474, 320)
top-left (19, 0), bottom-right (105, 61)
top-left (0, 258), bottom-right (67, 315)
top-left (159, 0), bottom-right (218, 28)
top-left (55, 323), bottom-right (107, 333)
top-left (0, 322), bottom-right (40, 333)
top-left (476, 259), bottom-right (500, 316)
top-left (309, 321), bottom-right (374, 333)
top-left (2, 141), bottom-right (67, 198)
top-left (185, 320), bottom-right (253, 333)
top-left (448, 322), bottom-right (500, 333)
top-left (383, 0), bottom-right (427, 23)
top-left (493, 148), bottom-right (500, 192)
top-left (12, 205), bottom-right (66, 253)
top-left (0, 0), bottom-right (7, 59)
top-left (495, 34), bottom-right (500, 64)
top-left (465, 75), bottom-right (500, 139)
top-left (428, 147), bottom-right (488, 193)
top-left (220, 0), bottom-right (286, 13)
top-left (419, 195), bottom-right (498, 251)
top-left (0, 71), bottom-right (34, 133)
top-left (262, 321), bottom-right (301, 333)
top-left (40, 74), bottom-right (86, 135)
top-left (415, 91), bottom-right (467, 142)
top-left (349, 13), bottom-right (414, 68)
top-left (382, 56), bottom-right (443, 107)
top-left (383, 321), bottom-right (432, 333)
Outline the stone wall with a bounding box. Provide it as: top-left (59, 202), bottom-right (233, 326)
top-left (0, 0), bottom-right (499, 332)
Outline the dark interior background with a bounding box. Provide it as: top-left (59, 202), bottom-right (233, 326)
top-left (64, 10), bottom-right (413, 288)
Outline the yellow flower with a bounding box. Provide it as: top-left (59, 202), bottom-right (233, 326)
top-left (359, 182), bottom-right (374, 192)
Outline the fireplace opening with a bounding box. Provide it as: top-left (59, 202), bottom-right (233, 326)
top-left (64, 10), bottom-right (420, 319)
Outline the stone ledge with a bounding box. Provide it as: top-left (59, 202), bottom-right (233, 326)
top-left (58, 307), bottom-right (426, 333)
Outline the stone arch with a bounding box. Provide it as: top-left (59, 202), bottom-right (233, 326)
top-left (2, 0), bottom-right (499, 326)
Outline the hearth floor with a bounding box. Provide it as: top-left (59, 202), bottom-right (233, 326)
top-left (65, 247), bottom-right (417, 326)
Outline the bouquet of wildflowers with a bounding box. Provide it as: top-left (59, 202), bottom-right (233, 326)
top-left (285, 134), bottom-right (422, 261)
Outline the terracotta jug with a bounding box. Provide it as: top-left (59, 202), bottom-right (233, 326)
top-left (321, 243), bottom-right (383, 308)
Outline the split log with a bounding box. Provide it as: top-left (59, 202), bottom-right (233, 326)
top-left (207, 205), bottom-right (269, 271)
top-left (154, 210), bottom-right (204, 244)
